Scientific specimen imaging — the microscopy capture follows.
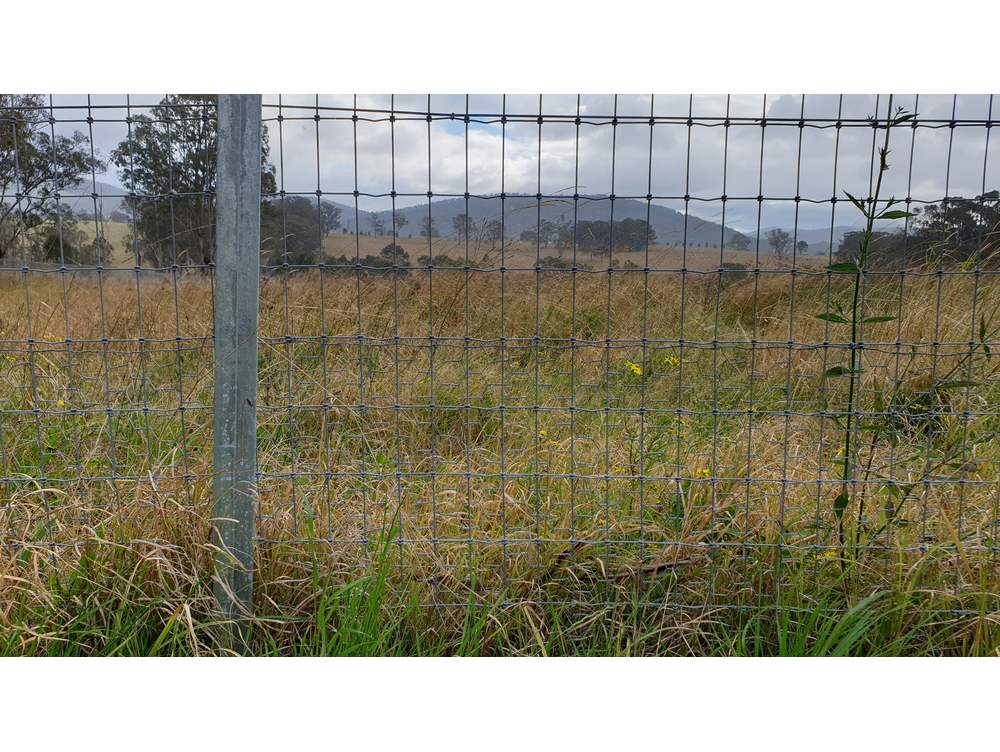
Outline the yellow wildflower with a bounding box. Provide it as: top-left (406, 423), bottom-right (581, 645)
top-left (57, 399), bottom-right (66, 408)
top-left (663, 354), bottom-right (681, 369)
top-left (697, 467), bottom-right (711, 478)
top-left (625, 360), bottom-right (643, 377)
top-left (538, 429), bottom-right (547, 438)
top-left (821, 549), bottom-right (839, 560)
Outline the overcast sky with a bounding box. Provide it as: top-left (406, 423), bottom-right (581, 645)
top-left (38, 93), bottom-right (1000, 233)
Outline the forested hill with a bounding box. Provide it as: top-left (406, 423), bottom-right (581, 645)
top-left (332, 194), bottom-right (741, 246)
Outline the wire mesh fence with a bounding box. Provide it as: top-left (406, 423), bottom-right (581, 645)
top-left (2, 93), bottom-right (999, 616)
top-left (1, 95), bottom-right (215, 547)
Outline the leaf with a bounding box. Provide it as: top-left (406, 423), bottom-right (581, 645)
top-left (862, 315), bottom-right (896, 324)
top-left (844, 190), bottom-right (867, 214)
top-left (828, 262), bottom-right (860, 274)
top-left (877, 210), bottom-right (912, 220)
top-left (824, 365), bottom-right (856, 378)
top-left (833, 490), bottom-right (850, 520)
top-left (816, 312), bottom-right (850, 324)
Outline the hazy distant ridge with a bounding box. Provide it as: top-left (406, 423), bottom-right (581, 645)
top-left (340, 194), bottom-right (740, 246)
top-left (62, 183), bottom-right (854, 251)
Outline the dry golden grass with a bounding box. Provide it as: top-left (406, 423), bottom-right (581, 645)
top-left (1, 265), bottom-right (998, 654)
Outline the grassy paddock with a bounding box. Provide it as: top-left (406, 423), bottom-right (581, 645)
top-left (0, 265), bottom-right (998, 655)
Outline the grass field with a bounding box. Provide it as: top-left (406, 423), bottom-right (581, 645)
top-left (1, 258), bottom-right (999, 655)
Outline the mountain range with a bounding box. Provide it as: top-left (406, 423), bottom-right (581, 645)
top-left (351, 195), bottom-right (735, 247)
top-left (54, 180), bottom-right (127, 219)
top-left (58, 182), bottom-right (855, 252)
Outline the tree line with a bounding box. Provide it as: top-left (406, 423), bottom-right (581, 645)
top-left (835, 193), bottom-right (1000, 268)
top-left (725, 229), bottom-right (810, 258)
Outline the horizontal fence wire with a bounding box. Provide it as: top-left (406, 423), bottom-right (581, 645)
top-left (2, 93), bottom-right (999, 614)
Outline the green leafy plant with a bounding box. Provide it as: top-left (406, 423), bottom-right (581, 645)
top-left (823, 106), bottom-right (999, 560)
top-left (822, 103), bottom-right (915, 554)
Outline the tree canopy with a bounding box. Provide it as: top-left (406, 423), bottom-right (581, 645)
top-left (111, 94), bottom-right (277, 267)
top-left (560, 218), bottom-right (656, 254)
top-left (837, 191), bottom-right (1000, 269)
top-left (766, 228), bottom-right (791, 258)
top-left (261, 196), bottom-right (341, 267)
top-left (1, 94), bottom-right (105, 262)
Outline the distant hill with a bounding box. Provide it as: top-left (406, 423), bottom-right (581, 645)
top-left (51, 185), bottom-right (854, 254)
top-left (55, 180), bottom-right (126, 219)
top-left (327, 195), bottom-right (742, 247)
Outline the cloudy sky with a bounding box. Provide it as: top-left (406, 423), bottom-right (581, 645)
top-left (38, 93), bottom-right (1000, 233)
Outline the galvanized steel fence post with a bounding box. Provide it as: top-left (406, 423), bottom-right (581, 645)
top-left (212, 94), bottom-right (262, 646)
